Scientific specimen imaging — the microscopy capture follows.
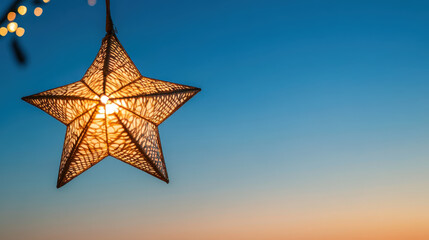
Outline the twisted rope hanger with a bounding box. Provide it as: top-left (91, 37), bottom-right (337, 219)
top-left (105, 0), bottom-right (114, 33)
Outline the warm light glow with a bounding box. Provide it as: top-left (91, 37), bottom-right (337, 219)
top-left (0, 27), bottom-right (7, 36)
top-left (99, 95), bottom-right (119, 115)
top-left (34, 7), bottom-right (43, 17)
top-left (97, 103), bottom-right (119, 115)
top-left (105, 103), bottom-right (119, 114)
top-left (7, 12), bottom-right (16, 21)
top-left (43, 0), bottom-right (50, 3)
top-left (7, 22), bottom-right (18, 33)
top-left (100, 95), bottom-right (109, 104)
top-left (88, 0), bottom-right (97, 6)
top-left (16, 27), bottom-right (25, 37)
top-left (18, 6), bottom-right (27, 15)
top-left (21, 33), bottom-right (197, 188)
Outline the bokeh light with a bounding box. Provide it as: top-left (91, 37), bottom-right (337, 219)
top-left (7, 12), bottom-right (16, 21)
top-left (7, 22), bottom-right (18, 33)
top-left (0, 27), bottom-right (7, 36)
top-left (16, 27), bottom-right (25, 37)
top-left (18, 6), bottom-right (27, 15)
top-left (88, 0), bottom-right (97, 7)
top-left (43, 0), bottom-right (50, 3)
top-left (34, 7), bottom-right (43, 17)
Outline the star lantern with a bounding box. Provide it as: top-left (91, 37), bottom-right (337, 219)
top-left (22, 0), bottom-right (200, 188)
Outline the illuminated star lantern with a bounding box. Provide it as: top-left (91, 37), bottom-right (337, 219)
top-left (22, 33), bottom-right (200, 188)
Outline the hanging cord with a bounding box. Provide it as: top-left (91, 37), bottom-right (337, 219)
top-left (106, 0), bottom-right (114, 34)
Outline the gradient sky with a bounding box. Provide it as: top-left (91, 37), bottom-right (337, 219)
top-left (1, 0), bottom-right (429, 239)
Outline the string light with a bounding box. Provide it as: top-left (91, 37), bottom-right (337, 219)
top-left (18, 6), bottom-right (27, 15)
top-left (16, 27), bottom-right (25, 37)
top-left (7, 12), bottom-right (16, 21)
top-left (7, 22), bottom-right (18, 33)
top-left (1, 1), bottom-right (91, 58)
top-left (0, 27), bottom-right (7, 37)
top-left (34, 7), bottom-right (43, 17)
top-left (1, 3), bottom-right (50, 40)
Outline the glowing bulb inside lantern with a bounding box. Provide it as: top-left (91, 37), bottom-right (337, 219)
top-left (105, 103), bottom-right (119, 114)
top-left (97, 103), bottom-right (118, 115)
top-left (18, 6), bottom-right (27, 15)
top-left (7, 22), bottom-right (18, 33)
top-left (100, 95), bottom-right (109, 104)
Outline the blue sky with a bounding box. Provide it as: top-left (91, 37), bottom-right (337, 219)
top-left (1, 1), bottom-right (429, 239)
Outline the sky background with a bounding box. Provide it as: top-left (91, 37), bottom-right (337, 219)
top-left (1, 0), bottom-right (429, 239)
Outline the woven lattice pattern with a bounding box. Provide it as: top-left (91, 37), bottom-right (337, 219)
top-left (22, 33), bottom-right (200, 188)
